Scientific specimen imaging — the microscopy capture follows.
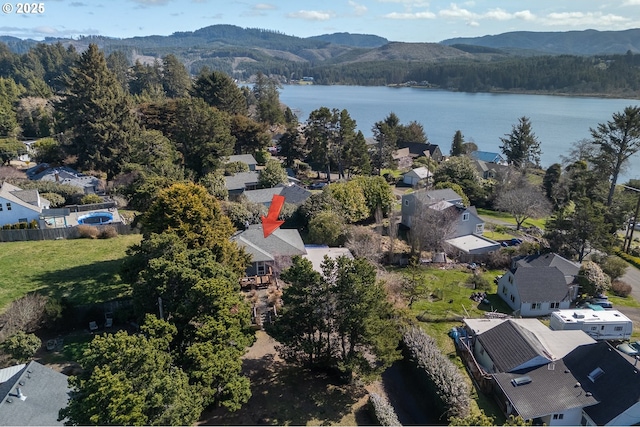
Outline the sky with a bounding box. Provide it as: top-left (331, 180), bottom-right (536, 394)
top-left (1, 0), bottom-right (640, 43)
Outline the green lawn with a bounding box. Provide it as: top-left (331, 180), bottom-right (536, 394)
top-left (0, 234), bottom-right (141, 311)
top-left (476, 207), bottom-right (548, 230)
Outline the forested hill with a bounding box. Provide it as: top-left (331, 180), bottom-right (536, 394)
top-left (440, 28), bottom-right (640, 55)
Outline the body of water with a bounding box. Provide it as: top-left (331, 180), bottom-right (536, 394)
top-left (279, 85), bottom-right (640, 181)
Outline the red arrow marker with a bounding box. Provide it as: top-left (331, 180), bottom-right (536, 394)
top-left (261, 194), bottom-right (285, 237)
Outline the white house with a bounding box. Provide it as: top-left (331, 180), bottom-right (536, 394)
top-left (402, 167), bottom-right (431, 186)
top-left (0, 182), bottom-right (50, 227)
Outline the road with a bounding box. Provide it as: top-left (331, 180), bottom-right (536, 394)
top-left (612, 264), bottom-right (640, 329)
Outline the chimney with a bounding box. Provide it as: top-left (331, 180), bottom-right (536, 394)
top-left (16, 387), bottom-right (26, 400)
top-left (55, 173), bottom-right (59, 182)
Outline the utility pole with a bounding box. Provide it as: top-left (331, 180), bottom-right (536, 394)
top-left (622, 185), bottom-right (640, 253)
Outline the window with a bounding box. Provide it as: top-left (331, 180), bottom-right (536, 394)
top-left (550, 302), bottom-right (560, 309)
top-left (256, 262), bottom-right (266, 275)
top-left (5, 203), bottom-right (10, 211)
top-left (18, 218), bottom-right (27, 223)
top-left (510, 295), bottom-right (515, 302)
top-left (462, 212), bottom-right (470, 221)
top-left (591, 326), bottom-right (597, 331)
top-left (404, 199), bottom-right (409, 206)
top-left (475, 223), bottom-right (484, 234)
top-left (508, 275), bottom-right (513, 284)
top-left (553, 414), bottom-right (564, 420)
top-left (531, 302), bottom-right (541, 310)
top-left (502, 286), bottom-right (507, 295)
top-left (614, 326), bottom-right (623, 331)
top-left (0, 204), bottom-right (3, 212)
top-left (588, 367), bottom-right (605, 382)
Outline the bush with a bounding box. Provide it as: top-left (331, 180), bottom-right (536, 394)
top-left (611, 280), bottom-right (633, 297)
top-left (369, 393), bottom-right (401, 426)
top-left (99, 225), bottom-right (118, 239)
top-left (77, 225), bottom-right (100, 239)
top-left (41, 192), bottom-right (65, 208)
top-left (402, 327), bottom-right (470, 420)
top-left (308, 211), bottom-right (346, 246)
top-left (80, 194), bottom-right (103, 205)
top-left (2, 331), bottom-right (41, 362)
top-left (486, 248), bottom-right (512, 269)
top-left (469, 274), bottom-right (491, 291)
top-left (592, 254), bottom-right (628, 281)
top-left (254, 150), bottom-right (270, 166)
top-left (578, 261), bottom-right (611, 296)
top-left (0, 293), bottom-right (50, 339)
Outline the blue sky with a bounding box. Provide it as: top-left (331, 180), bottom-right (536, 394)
top-left (2, 0), bottom-right (640, 42)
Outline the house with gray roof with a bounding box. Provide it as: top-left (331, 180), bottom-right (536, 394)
top-left (402, 167), bottom-right (432, 186)
top-left (498, 265), bottom-right (576, 317)
top-left (243, 184), bottom-right (311, 207)
top-left (513, 253), bottom-right (580, 284)
top-left (491, 341), bottom-right (640, 426)
top-left (0, 182), bottom-right (50, 227)
top-left (0, 360), bottom-right (71, 425)
top-left (231, 225), bottom-right (306, 276)
top-left (226, 154), bottom-right (258, 171)
top-left (472, 159), bottom-right (510, 180)
top-left (401, 188), bottom-right (462, 228)
top-left (26, 164), bottom-right (101, 194)
top-left (225, 171), bottom-right (260, 197)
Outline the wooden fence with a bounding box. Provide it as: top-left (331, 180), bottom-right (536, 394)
top-left (0, 223), bottom-right (136, 242)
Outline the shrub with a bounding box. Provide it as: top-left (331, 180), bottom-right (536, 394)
top-left (254, 150), bottom-right (270, 166)
top-left (369, 393), bottom-right (401, 426)
top-left (41, 192), bottom-right (65, 207)
top-left (402, 327), bottom-right (470, 420)
top-left (29, 219), bottom-right (38, 229)
top-left (577, 261), bottom-right (611, 296)
top-left (224, 161), bottom-right (249, 175)
top-left (468, 274), bottom-right (491, 291)
top-left (486, 248), bottom-right (512, 269)
top-left (611, 280), bottom-right (633, 297)
top-left (2, 331), bottom-right (41, 362)
top-left (99, 225), bottom-right (118, 239)
top-left (77, 225), bottom-right (99, 239)
top-left (80, 193), bottom-right (103, 205)
top-left (308, 211), bottom-right (346, 246)
top-left (0, 293), bottom-right (50, 339)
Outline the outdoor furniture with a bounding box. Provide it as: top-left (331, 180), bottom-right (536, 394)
top-left (89, 321), bottom-right (98, 332)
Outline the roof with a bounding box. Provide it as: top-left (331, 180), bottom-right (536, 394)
top-left (512, 266), bottom-right (571, 303)
top-left (493, 358), bottom-right (599, 421)
top-left (224, 171), bottom-right (260, 191)
top-left (470, 150), bottom-right (505, 163)
top-left (550, 309), bottom-right (631, 325)
top-left (231, 225), bottom-right (306, 263)
top-left (446, 235), bottom-right (501, 253)
top-left (243, 184), bottom-right (311, 206)
top-left (412, 188), bottom-right (462, 205)
top-left (302, 245), bottom-right (354, 274)
top-left (0, 182), bottom-right (44, 212)
top-left (464, 318), bottom-right (596, 360)
top-left (226, 154), bottom-right (257, 165)
top-left (0, 360), bottom-right (71, 426)
top-left (563, 342), bottom-right (640, 425)
top-left (404, 167), bottom-right (431, 180)
top-left (397, 141), bottom-right (431, 157)
top-left (515, 253), bottom-right (580, 281)
top-left (26, 164), bottom-right (100, 190)
top-left (476, 319), bottom-right (552, 372)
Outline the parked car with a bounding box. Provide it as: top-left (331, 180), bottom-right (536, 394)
top-left (587, 298), bottom-right (613, 309)
top-left (616, 342), bottom-right (639, 356)
top-left (308, 182), bottom-right (327, 190)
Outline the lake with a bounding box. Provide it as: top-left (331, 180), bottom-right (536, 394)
top-left (279, 85), bottom-right (640, 181)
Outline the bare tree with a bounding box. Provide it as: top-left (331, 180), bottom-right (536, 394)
top-left (408, 203), bottom-right (459, 258)
top-left (0, 293), bottom-right (50, 341)
top-left (386, 211), bottom-right (400, 264)
top-left (346, 225), bottom-right (383, 265)
top-left (494, 180), bottom-right (552, 230)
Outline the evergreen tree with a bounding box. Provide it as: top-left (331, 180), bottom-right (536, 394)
top-left (193, 70), bottom-right (247, 115)
top-left (258, 158), bottom-right (288, 188)
top-left (106, 51), bottom-right (130, 93)
top-left (371, 113), bottom-right (399, 175)
top-left (230, 114), bottom-right (270, 154)
top-left (499, 116), bottom-right (541, 172)
top-left (278, 125), bottom-right (306, 168)
top-left (450, 130), bottom-right (465, 156)
top-left (252, 72), bottom-right (284, 124)
top-left (343, 130), bottom-right (372, 176)
top-left (58, 44), bottom-right (137, 178)
top-left (0, 77), bottom-right (23, 137)
top-left (590, 106), bottom-right (640, 206)
top-left (161, 54), bottom-right (191, 98)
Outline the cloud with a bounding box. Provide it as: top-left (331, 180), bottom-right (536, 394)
top-left (128, 0), bottom-right (171, 5)
top-left (514, 10), bottom-right (536, 21)
top-left (439, 4), bottom-right (474, 19)
top-left (69, 2), bottom-right (88, 6)
top-left (622, 0), bottom-right (640, 5)
top-left (0, 25), bottom-right (100, 38)
top-left (287, 10), bottom-right (335, 21)
top-left (383, 11), bottom-right (436, 19)
top-left (253, 3), bottom-right (276, 10)
top-left (349, 0), bottom-right (367, 16)
top-left (543, 11), bottom-right (629, 27)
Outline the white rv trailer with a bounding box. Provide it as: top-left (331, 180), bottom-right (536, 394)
top-left (549, 309), bottom-right (632, 340)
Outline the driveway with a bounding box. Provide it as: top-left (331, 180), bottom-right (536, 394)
top-left (612, 264), bottom-right (640, 329)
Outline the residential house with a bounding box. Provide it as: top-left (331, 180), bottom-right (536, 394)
top-left (0, 360), bottom-right (72, 425)
top-left (472, 159), bottom-right (510, 180)
top-left (397, 141), bottom-right (444, 163)
top-left (402, 167), bottom-right (432, 187)
top-left (302, 245), bottom-right (354, 275)
top-left (226, 154), bottom-right (258, 171)
top-left (392, 147), bottom-right (413, 170)
top-left (243, 184), bottom-right (311, 207)
top-left (0, 182), bottom-right (50, 227)
top-left (401, 188), bottom-right (486, 237)
top-left (492, 341), bottom-right (640, 426)
top-left (230, 225), bottom-right (306, 277)
top-left (225, 171), bottom-right (260, 198)
top-left (463, 318), bottom-right (596, 375)
top-left (497, 253), bottom-right (580, 316)
top-left (470, 150), bottom-right (506, 165)
top-left (26, 164), bottom-right (102, 194)
top-left (445, 234), bottom-right (501, 262)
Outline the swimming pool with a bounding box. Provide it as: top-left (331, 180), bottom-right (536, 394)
top-left (77, 211), bottom-right (113, 225)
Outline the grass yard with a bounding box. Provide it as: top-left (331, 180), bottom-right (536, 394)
top-left (0, 234), bottom-right (141, 311)
top-left (476, 207), bottom-right (548, 230)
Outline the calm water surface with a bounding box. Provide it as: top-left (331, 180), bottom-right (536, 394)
top-left (279, 85), bottom-right (640, 181)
